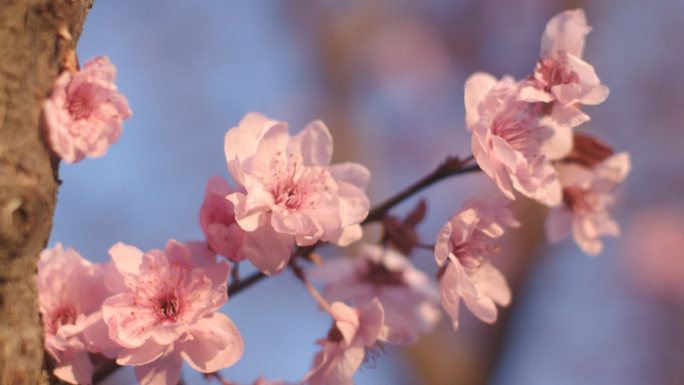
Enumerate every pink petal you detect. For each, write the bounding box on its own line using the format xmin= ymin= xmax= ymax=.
xmin=53 ymin=350 xmax=93 ymax=385
xmin=109 ymin=242 xmax=144 ymax=276
xmin=179 ymin=313 xmax=244 ymax=372
xmin=474 ymin=264 xmax=511 ymax=306
xmin=464 ymin=72 xmax=498 ymax=129
xmin=328 ymin=162 xmax=371 ymax=189
xmin=541 ymin=9 xmax=591 ymax=58
xmin=462 ymin=294 xmax=498 ymax=324
xmin=241 ymin=224 xmax=294 ymax=275
xmin=439 ymin=263 xmax=461 ymax=330
xmin=434 ymin=221 xmax=453 ymax=265
xmin=134 ymin=350 xmax=183 ymax=385
xmin=117 ymin=341 xmax=167 ymax=366
xmin=517 ymin=85 xmax=554 ymax=103
xmin=539 ymin=119 xmax=573 ymax=161
xmin=331 ymin=302 xmax=361 ymax=346
xmin=357 ymin=298 xmax=384 ymax=346
xmin=291 ymin=120 xmax=333 ymax=167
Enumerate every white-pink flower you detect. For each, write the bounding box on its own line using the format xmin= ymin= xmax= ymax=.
xmin=308 ymin=244 xmax=440 ymax=346
xmin=224 ymin=113 xmax=371 ymax=275
xmin=546 ymin=152 xmax=630 ymax=256
xmin=435 ymin=198 xmax=519 ymax=329
xmin=91 ymin=240 xmax=243 ymax=385
xmin=302 ymin=299 xmax=384 ymax=385
xmin=44 ymin=56 xmax=132 ymax=163
xmin=465 ymin=73 xmax=569 ymax=206
xmin=38 ymin=243 xmax=108 ymax=385
xmin=199 ymin=175 xmax=246 ymax=262
xmin=519 ymin=9 xmax=609 ymax=127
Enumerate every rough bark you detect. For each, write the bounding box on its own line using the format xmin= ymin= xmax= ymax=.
xmin=0 ymin=0 xmax=93 ymax=384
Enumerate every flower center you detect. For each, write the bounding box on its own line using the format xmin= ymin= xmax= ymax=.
xmin=49 ymin=305 xmax=78 ymax=333
xmin=490 ymin=110 xmax=543 ymax=162
xmin=451 ymin=233 xmax=499 ymax=275
xmin=67 ymin=91 xmax=93 ymax=119
xmin=562 ymin=186 xmax=596 ymax=213
xmin=532 ymin=54 xmax=580 ymax=93
xmin=156 ymin=293 xmax=181 ymax=320
xmin=274 ymin=181 xmax=305 ymax=210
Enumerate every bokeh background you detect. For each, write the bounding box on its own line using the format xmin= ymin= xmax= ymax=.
xmin=50 ymin=0 xmax=684 ymax=384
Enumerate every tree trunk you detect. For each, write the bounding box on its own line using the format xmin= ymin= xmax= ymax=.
xmin=0 ymin=0 xmax=93 ymax=383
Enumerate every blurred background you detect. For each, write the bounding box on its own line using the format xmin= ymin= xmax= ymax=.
xmin=51 ymin=0 xmax=684 ymax=384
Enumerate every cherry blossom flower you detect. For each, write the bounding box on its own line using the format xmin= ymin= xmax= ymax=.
xmin=302 ymin=299 xmax=384 ymax=385
xmin=44 ymin=56 xmax=132 ymax=163
xmin=308 ymin=244 xmax=440 ymax=345
xmin=519 ymin=9 xmax=609 ymax=127
xmin=546 ymin=152 xmax=631 ymax=255
xmin=38 ymin=243 xmax=108 ymax=385
xmin=90 ymin=240 xmax=243 ymax=385
xmin=224 ymin=113 xmax=370 ymax=275
xmin=199 ymin=175 xmax=246 ymax=262
xmin=435 ymin=198 xmax=520 ymax=329
xmin=465 ymin=73 xmax=569 ymax=205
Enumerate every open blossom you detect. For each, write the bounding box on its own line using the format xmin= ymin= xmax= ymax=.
xmin=435 ymin=198 xmax=519 ymax=329
xmin=308 ymin=244 xmax=440 ymax=346
xmin=199 ymin=175 xmax=246 ymax=262
xmin=302 ymin=299 xmax=384 ymax=385
xmin=38 ymin=243 xmax=108 ymax=385
xmin=519 ymin=9 xmax=609 ymax=127
xmin=546 ymin=152 xmax=630 ymax=256
xmin=465 ymin=73 xmax=570 ymax=206
xmin=88 ymin=240 xmax=243 ymax=385
xmin=224 ymin=113 xmax=370 ymax=275
xmin=44 ymin=56 xmax=132 ymax=163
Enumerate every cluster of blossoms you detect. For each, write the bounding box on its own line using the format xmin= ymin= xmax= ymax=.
xmin=464 ymin=9 xmax=630 ymax=255
xmin=39 ymin=241 xmax=243 ymax=385
xmin=39 ymin=8 xmax=629 ymax=385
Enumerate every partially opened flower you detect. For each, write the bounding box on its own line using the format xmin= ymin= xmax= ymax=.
xmin=90 ymin=240 xmax=242 ymax=385
xmin=308 ymin=244 xmax=440 ymax=346
xmin=302 ymin=299 xmax=384 ymax=385
xmin=435 ymin=198 xmax=519 ymax=329
xmin=546 ymin=152 xmax=630 ymax=255
xmin=224 ymin=113 xmax=371 ymax=275
xmin=465 ymin=73 xmax=569 ymax=205
xmin=199 ymin=175 xmax=246 ymax=262
xmin=519 ymin=9 xmax=609 ymax=127
xmin=44 ymin=56 xmax=132 ymax=163
xmin=38 ymin=243 xmax=108 ymax=385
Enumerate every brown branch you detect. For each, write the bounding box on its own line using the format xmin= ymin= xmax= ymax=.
xmin=0 ymin=1 xmax=94 ymax=384
xmin=362 ymin=155 xmax=479 ymax=224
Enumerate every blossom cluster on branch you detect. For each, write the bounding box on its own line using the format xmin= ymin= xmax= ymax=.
xmin=39 ymin=8 xmax=629 ymax=385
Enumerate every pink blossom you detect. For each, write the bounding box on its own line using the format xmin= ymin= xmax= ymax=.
xmin=519 ymin=9 xmax=609 ymax=127
xmin=91 ymin=240 xmax=243 ymax=385
xmin=435 ymin=198 xmax=519 ymax=329
xmin=308 ymin=244 xmax=440 ymax=345
xmin=38 ymin=243 xmax=108 ymax=384
xmin=465 ymin=73 xmax=569 ymax=205
xmin=44 ymin=57 xmax=132 ymax=163
xmin=546 ymin=152 xmax=630 ymax=255
xmin=302 ymin=299 xmax=384 ymax=385
xmin=199 ymin=175 xmax=246 ymax=262
xmin=224 ymin=113 xmax=370 ymax=275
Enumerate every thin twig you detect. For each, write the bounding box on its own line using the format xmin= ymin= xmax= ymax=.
xmin=362 ymin=156 xmax=480 ymax=224
xmin=290 ymin=260 xmax=333 ymax=314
